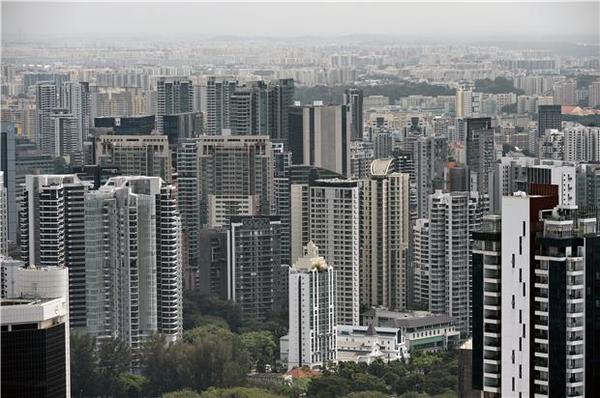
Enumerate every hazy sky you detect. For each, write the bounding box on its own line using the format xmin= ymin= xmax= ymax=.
xmin=2 ymin=2 xmax=599 ymax=43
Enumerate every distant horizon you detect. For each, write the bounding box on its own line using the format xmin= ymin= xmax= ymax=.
xmin=2 ymin=2 xmax=598 ymax=44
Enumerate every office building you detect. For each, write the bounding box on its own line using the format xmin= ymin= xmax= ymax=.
xmin=538 ymin=105 xmax=562 ymax=137
xmin=85 ymin=176 xmax=183 ymax=360
xmin=288 ymin=241 xmax=336 ymax=370
xmin=344 ymin=88 xmax=364 ymax=140
xmin=361 ymin=159 xmax=410 ymax=310
xmin=19 ymin=175 xmax=90 ymax=328
xmin=94 ymin=115 xmax=155 ymax=135
xmin=156 ymin=77 xmax=193 ymax=133
xmin=95 ymin=135 xmax=172 ymax=183
xmin=413 ymin=190 xmax=486 ymax=337
xmin=288 ymin=103 xmax=351 ymax=177
xmin=177 ymin=135 xmax=273 ymax=283
xmin=227 ymin=216 xmax=281 ymax=322
xmin=36 ymin=82 xmax=58 ymax=155
xmin=1 ymin=266 xmax=70 ymax=398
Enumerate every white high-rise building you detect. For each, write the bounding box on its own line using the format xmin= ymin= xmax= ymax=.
xmin=85 ymin=176 xmax=183 ymax=359
xmin=36 ymin=82 xmax=58 ymax=154
xmin=563 ymin=124 xmax=600 ymax=162
xmin=361 ymin=159 xmax=410 ymax=310
xmin=413 ymin=190 xmax=486 ymax=337
xmin=288 ymin=241 xmax=336 ymax=370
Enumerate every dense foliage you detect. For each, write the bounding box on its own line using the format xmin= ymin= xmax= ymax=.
xmin=294 ymin=82 xmax=455 ymax=105
xmin=307 ymin=351 xmax=458 ymax=398
xmin=475 ymin=77 xmax=524 ymax=95
xmin=71 ymin=294 xmax=459 ymax=397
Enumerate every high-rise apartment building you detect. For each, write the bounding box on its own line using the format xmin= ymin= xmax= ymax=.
xmin=156 ymin=77 xmax=193 ymax=133
xmin=361 ymin=159 xmax=410 ymax=310
xmin=473 ymin=192 xmax=600 ymax=398
xmin=577 ymin=163 xmax=600 ymax=230
xmin=291 ymin=178 xmax=360 ymax=326
xmin=288 ymin=241 xmax=336 ymax=370
xmin=466 ymin=124 xmax=497 ymax=195
xmin=589 ymin=81 xmax=600 ymax=107
xmin=61 ymin=81 xmax=90 ymax=145
xmin=344 ymin=88 xmax=364 ymax=140
xmin=95 ymin=135 xmax=172 ymax=183
xmin=85 ymin=176 xmax=183 ymax=360
xmin=0 ymin=123 xmax=17 ymax=241
xmin=19 ymin=174 xmax=90 ymax=328
xmin=36 ymin=82 xmax=58 ymax=154
xmin=538 ymin=105 xmax=562 ymax=137
xmin=50 ymin=108 xmax=80 ymax=159
xmin=413 ymin=190 xmax=486 ymax=336
xmin=205 ymin=77 xmax=237 ymax=135
xmin=230 ymin=81 xmax=269 ymax=136
xmin=268 ymin=78 xmax=294 ymax=142
xmin=288 ymin=103 xmax=351 ymax=177
xmin=177 ymin=135 xmax=273 ymax=285
xmin=413 ymin=135 xmax=448 ymax=219
xmin=563 ymin=124 xmax=600 ymax=162
xmin=552 ymin=80 xmax=577 ymax=105
xmin=0 ymin=172 xmax=7 ymax=256
xmin=227 ymin=216 xmax=281 ymax=322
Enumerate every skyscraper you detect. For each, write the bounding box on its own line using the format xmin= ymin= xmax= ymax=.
xmin=227 ymin=216 xmax=281 ymax=322
xmin=413 ymin=135 xmax=448 ymax=219
xmin=230 ymin=81 xmax=269 ymax=135
xmin=291 ymin=178 xmax=360 ymax=326
xmin=288 ymin=241 xmax=336 ymax=370
xmin=177 ymin=135 xmax=274 ymax=287
xmin=288 ymin=103 xmax=352 ymax=177
xmin=466 ymin=125 xmax=497 ymax=195
xmin=0 ymin=172 xmax=7 ymax=256
xmin=268 ymin=78 xmax=295 ymax=142
xmin=413 ymin=190 xmax=486 ymax=337
xmin=62 ymin=81 xmax=90 ymax=146
xmin=0 ymin=122 xmax=16 ymax=241
xmin=472 ymin=191 xmax=600 ymax=397
xmin=361 ymin=159 xmax=410 ymax=310
xmin=85 ymin=176 xmax=183 ymax=359
xmin=206 ymin=77 xmax=237 ymax=135
xmin=95 ymin=135 xmax=173 ymax=183
xmin=538 ymin=105 xmax=562 ymax=137
xmin=344 ymin=88 xmax=364 ymax=141
xmin=36 ymin=82 xmax=58 ymax=155
xmin=156 ymin=77 xmax=193 ymax=134
xmin=19 ymin=174 xmax=90 ymax=328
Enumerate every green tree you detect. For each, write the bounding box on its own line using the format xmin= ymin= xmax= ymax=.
xmin=344 ymin=392 xmax=389 ymax=398
xmin=162 ymin=389 xmax=202 ymax=398
xmin=70 ymin=333 xmax=99 ymax=397
xmin=306 ymin=376 xmax=352 ymax=398
xmin=116 ymin=373 xmax=149 ymax=397
xmin=240 ymin=331 xmax=277 ymax=372
xmin=53 ymin=156 xmax=70 ymax=174
xmin=96 ymin=337 xmax=132 ymax=396
xmin=350 ymin=373 xmax=388 ymax=393
xmin=199 ymin=387 xmax=284 ymax=398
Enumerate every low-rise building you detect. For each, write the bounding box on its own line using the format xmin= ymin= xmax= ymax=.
xmin=336 ymin=324 xmax=408 ymax=364
xmin=362 ymin=308 xmax=460 ymax=352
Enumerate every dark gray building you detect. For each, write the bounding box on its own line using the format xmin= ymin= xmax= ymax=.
xmin=538 ymin=104 xmax=562 ymax=137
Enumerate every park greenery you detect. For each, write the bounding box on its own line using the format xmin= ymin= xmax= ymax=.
xmin=71 ymin=293 xmax=459 ymax=397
